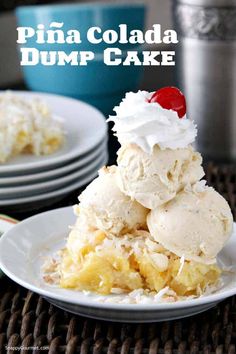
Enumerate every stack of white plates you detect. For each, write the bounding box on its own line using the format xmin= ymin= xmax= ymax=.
xmin=0 ymin=92 xmax=108 ymax=212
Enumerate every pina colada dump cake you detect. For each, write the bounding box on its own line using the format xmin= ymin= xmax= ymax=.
xmin=43 ymin=87 xmax=233 ymax=303
xmin=0 ymin=91 xmax=64 ymax=163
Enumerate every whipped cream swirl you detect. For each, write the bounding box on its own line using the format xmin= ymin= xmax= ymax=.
xmin=108 ymin=91 xmax=197 ymax=153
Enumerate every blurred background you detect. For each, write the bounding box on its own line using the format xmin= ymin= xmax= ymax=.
xmin=0 ymin=0 xmax=236 ymax=162
xmin=0 ymin=0 xmax=173 ymax=90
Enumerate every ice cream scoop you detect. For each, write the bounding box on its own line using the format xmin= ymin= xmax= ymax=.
xmin=77 ymin=166 xmax=148 ymax=235
xmin=147 ymin=182 xmax=233 ymax=264
xmin=117 ymin=144 xmax=204 ymax=209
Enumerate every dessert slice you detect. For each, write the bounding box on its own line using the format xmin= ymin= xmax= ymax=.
xmin=45 ymin=87 xmax=233 ymax=302
xmin=0 ymin=91 xmax=64 ymax=162
xmin=58 ymin=179 xmax=227 ymax=298
xmin=59 ymin=226 xmax=221 ymax=297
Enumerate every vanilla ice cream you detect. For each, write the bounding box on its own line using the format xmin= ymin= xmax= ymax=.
xmin=147 ymin=181 xmax=233 ymax=263
xmin=45 ymin=88 xmax=232 ymax=300
xmin=77 ymin=166 xmax=148 ymax=235
xmin=117 ymin=144 xmax=204 ymax=209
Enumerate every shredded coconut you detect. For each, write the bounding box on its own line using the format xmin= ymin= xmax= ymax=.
xmin=0 ymin=91 xmax=64 ymax=162
xmin=177 ymin=255 xmax=185 ymax=277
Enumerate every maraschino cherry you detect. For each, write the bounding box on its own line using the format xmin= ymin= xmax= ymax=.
xmin=149 ymin=86 xmax=186 ymax=118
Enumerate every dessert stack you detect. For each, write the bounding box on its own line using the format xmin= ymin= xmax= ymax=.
xmin=57 ymin=87 xmax=233 ymax=301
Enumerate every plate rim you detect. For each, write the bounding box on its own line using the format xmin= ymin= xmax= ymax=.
xmin=0 ymin=154 xmax=108 ymax=205
xmin=0 ymin=206 xmax=235 ymax=311
xmin=0 ymin=139 xmax=107 ymax=184
xmin=0 ymin=150 xmax=107 ymax=196
xmin=0 ymin=91 xmax=107 ymax=173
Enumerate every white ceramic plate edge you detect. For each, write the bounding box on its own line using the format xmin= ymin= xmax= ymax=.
xmin=0 ymin=153 xmax=108 ymax=206
xmin=0 ymin=149 xmax=107 ymax=197
xmin=0 ymin=91 xmax=107 ymax=173
xmin=0 ymin=139 xmax=107 ymax=185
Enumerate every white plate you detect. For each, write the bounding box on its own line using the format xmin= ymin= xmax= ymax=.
xmin=0 ymin=206 xmax=235 ymax=323
xmin=0 ymin=139 xmax=107 ymax=185
xmin=0 ymin=150 xmax=107 ymax=199
xmin=0 ymin=154 xmax=108 ymax=211
xmin=0 ymin=91 xmax=107 ymax=175
xmin=0 ymin=215 xmax=18 ymax=278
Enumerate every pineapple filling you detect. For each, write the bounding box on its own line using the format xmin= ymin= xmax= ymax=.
xmin=58 ymin=230 xmax=221 ymax=296
xmin=0 ymin=92 xmax=64 ymax=162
